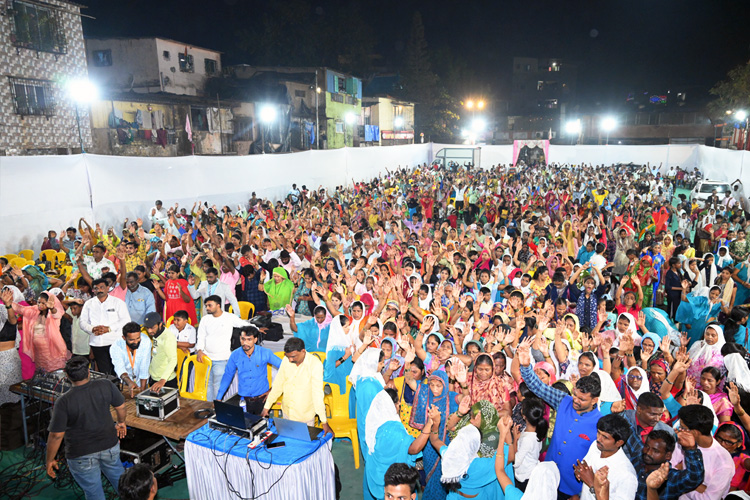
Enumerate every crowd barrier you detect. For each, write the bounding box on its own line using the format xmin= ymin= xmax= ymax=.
xmin=2 ymin=143 xmax=750 ymax=254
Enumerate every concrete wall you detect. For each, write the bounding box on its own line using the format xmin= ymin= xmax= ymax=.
xmin=155 ymin=39 xmax=221 ymax=96
xmin=0 ymin=0 xmax=91 ymax=154
xmin=86 ymin=38 xmax=160 ymax=93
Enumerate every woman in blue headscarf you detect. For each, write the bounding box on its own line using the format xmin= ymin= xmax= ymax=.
xmin=409 ymin=370 xmax=460 ymax=500
xmin=350 ymin=347 xmax=385 ymax=457
xmin=380 ymin=337 xmax=404 ymax=380
xmin=289 ymin=305 xmax=331 ymax=352
xmin=363 ymin=388 xmax=432 ymax=500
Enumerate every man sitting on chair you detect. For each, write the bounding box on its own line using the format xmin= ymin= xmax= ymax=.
xmin=261 ymin=337 xmax=332 ymax=436
xmin=216 ymin=325 xmax=281 ymax=414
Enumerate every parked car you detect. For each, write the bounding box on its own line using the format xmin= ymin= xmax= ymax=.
xmin=690 ymin=179 xmax=732 ymax=205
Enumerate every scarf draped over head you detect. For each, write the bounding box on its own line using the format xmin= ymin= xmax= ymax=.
xmin=725 ymin=352 xmax=750 ymax=393
xmin=623 ymin=366 xmax=649 ymax=410
xmin=520 ymin=462 xmax=560 ymax=500
xmin=22 ymin=265 xmax=49 ymax=296
xmin=410 ymin=370 xmax=451 ymax=431
xmin=265 ymin=267 xmax=294 ymax=310
xmin=364 ymin=390 xmax=401 ymax=452
xmin=647 ymin=357 xmax=671 ymax=393
xmin=440 ymin=425 xmax=480 ymax=484
xmin=687 ymin=324 xmax=726 ymax=364
xmin=449 ymin=399 xmax=500 ymax=458
xmin=348 ymin=347 xmax=384 ymax=388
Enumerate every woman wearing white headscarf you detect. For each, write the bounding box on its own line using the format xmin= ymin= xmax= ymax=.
xmin=431 ymin=414 xmax=508 ymax=500
xmin=323 ymin=315 xmax=354 ymax=395
xmin=363 ymin=389 xmax=430 ymax=500
xmin=686 ymin=323 xmax=726 ymax=384
xmin=724 ymin=352 xmax=750 ymax=393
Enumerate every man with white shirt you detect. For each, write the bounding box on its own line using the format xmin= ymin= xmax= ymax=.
xmin=574 ymin=413 xmax=637 ymax=500
xmin=196 ymin=295 xmax=249 ymax=401
xmin=79 ymin=278 xmax=131 ymax=375
xmin=82 ymin=244 xmax=115 ymax=281
xmin=149 ymin=200 xmax=169 ymax=227
xmin=187 ymin=267 xmax=240 ymax=317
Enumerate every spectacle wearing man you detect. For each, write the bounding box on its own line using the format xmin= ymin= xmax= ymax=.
xmin=261 ymin=337 xmax=331 ymax=436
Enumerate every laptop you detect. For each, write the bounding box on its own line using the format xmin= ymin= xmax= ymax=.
xmin=213 ymin=400 xmax=262 ymax=430
xmin=273 ymin=417 xmax=323 ymax=442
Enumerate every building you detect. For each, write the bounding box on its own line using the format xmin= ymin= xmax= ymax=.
xmin=361 ymin=97 xmax=415 ymax=146
xmin=502 ymin=57 xmax=577 ymax=143
xmin=85 ymin=37 xmax=240 ymax=156
xmin=226 ymin=66 xmax=362 ymax=150
xmin=0 ymin=0 xmax=91 ymax=155
xmin=85 ymin=37 xmax=222 ymax=96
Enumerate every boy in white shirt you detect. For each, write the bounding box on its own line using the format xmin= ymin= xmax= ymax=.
xmin=168 ymin=310 xmax=196 ymax=355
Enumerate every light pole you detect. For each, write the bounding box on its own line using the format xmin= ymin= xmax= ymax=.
xmin=565 ymin=119 xmax=582 ymax=145
xmin=345 ymin=112 xmax=356 ymax=147
xmin=737 ymin=110 xmax=748 ymax=150
xmin=601 ymin=117 xmax=616 ymax=145
xmin=68 ymin=78 xmax=98 ymax=153
xmin=315 ymin=86 xmax=321 ymax=149
xmin=259 ymin=105 xmax=277 ymax=154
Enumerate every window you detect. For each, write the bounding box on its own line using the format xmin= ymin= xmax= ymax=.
xmin=178 ymin=53 xmax=194 ymax=72
xmin=337 ymin=77 xmax=346 ymax=93
xmin=335 ymin=121 xmax=344 ymax=134
xmin=537 ymin=81 xmax=544 ymax=91
xmin=190 ymin=107 xmax=209 ymax=131
xmin=9 ymin=77 xmax=55 ymax=117
xmin=331 ymin=93 xmax=344 ymax=103
xmin=92 ymin=49 xmax=112 ymax=67
xmin=294 ymin=90 xmax=306 ymax=98
xmin=162 ymin=50 xmax=171 ymax=60
xmin=10 ymin=0 xmax=66 ymax=54
xmin=525 ymin=64 xmax=531 ymax=71
xmin=204 ymin=58 xmax=217 ymax=75
xmin=346 ymin=95 xmax=357 ymax=105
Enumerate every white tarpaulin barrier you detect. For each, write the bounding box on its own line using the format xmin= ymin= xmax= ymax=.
xmin=2 ymin=143 xmax=750 ymax=255
xmin=0 ymin=144 xmax=431 ymax=254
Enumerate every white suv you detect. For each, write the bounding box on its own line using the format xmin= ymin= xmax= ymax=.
xmin=691 ymin=179 xmax=732 ymax=205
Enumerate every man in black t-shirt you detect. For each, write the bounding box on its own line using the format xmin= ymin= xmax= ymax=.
xmin=47 ymin=356 xmax=127 ymax=500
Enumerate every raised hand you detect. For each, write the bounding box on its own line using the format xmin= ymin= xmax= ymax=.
xmin=285 ymin=304 xmax=295 ymax=317
xmin=676 ymin=428 xmax=696 ymax=449
xmin=610 ymin=399 xmax=626 ymax=413
xmin=428 ymin=404 xmax=441 ymax=423
xmin=0 ymin=288 xmax=13 ymax=306
xmin=728 ymin=382 xmax=742 ymax=408
xmin=646 ymin=462 xmax=670 ymax=489
xmin=659 ymin=336 xmax=671 ymax=353
xmin=594 ymin=466 xmax=610 ymax=497
xmin=458 ymin=395 xmax=471 ymax=416
xmin=454 ymin=361 xmax=468 ymax=384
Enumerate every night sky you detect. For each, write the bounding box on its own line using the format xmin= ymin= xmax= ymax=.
xmin=80 ymin=0 xmax=750 ymax=106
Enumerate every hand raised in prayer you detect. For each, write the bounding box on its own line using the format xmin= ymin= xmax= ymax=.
xmin=646 ymin=462 xmax=669 ymax=490
xmin=676 ymin=428 xmax=697 ymax=450
xmin=454 ymin=361 xmax=468 ymax=384
xmin=388 ymin=358 xmax=400 ymax=372
xmin=594 ymin=466 xmax=610 ymax=497
xmin=420 ymin=316 xmax=435 ymax=334
xmin=1 ymin=288 xmax=13 ymax=306
xmin=285 ymin=304 xmax=295 ymax=318
xmin=496 ymin=415 xmax=512 ymax=439
xmin=659 ymin=336 xmax=671 ymax=353
xmin=574 ymin=460 xmax=595 ymax=487
xmin=569 ymin=373 xmax=580 ymax=385
xmin=428 ymin=405 xmax=441 ymax=423
xmin=680 ymin=331 xmax=689 ymax=347
xmin=728 ymin=382 xmax=742 ymax=408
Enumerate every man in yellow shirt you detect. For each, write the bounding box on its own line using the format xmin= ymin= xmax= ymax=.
xmin=261 ymin=338 xmax=332 ymax=435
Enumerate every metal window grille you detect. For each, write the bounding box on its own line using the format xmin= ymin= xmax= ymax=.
xmin=9 ymin=0 xmax=67 ymax=54
xmin=8 ymin=77 xmax=56 ymax=117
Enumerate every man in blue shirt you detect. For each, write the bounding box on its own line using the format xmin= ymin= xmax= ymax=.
xmin=518 ymin=341 xmax=601 ymax=499
xmin=217 ymin=325 xmax=281 ymax=415
xmin=110 ymin=322 xmax=151 ymax=397
xmin=124 ymin=272 xmax=156 ymax=325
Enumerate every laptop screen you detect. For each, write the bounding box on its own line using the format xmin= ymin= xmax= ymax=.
xmin=213 ymin=401 xmax=262 ymax=429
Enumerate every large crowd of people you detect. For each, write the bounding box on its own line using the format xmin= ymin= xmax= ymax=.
xmin=3 ymin=160 xmax=750 ymax=500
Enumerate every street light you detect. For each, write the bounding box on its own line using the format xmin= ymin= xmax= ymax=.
xmin=476 ymin=100 xmax=485 ymax=110
xmin=68 ymin=78 xmax=98 ymax=153
xmin=472 ymin=118 xmax=486 ymax=133
xmin=737 ymin=110 xmax=747 ymax=121
xmin=345 ymin=112 xmax=356 ymax=147
xmin=259 ymin=105 xmax=277 ymax=154
xmin=601 ymin=116 xmax=616 ymax=145
xmin=465 ymin=100 xmax=474 ymax=110
xmin=565 ymin=119 xmax=582 ymax=144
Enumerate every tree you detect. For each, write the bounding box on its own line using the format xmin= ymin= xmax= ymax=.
xmin=708 ymin=60 xmax=750 ymax=119
xmin=400 ymin=12 xmax=457 ymax=143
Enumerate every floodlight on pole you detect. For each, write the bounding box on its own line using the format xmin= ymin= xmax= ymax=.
xmin=471 ymin=118 xmax=486 ymax=133
xmin=465 ymin=100 xmax=474 ymax=110
xmin=259 ymin=105 xmax=276 ymax=154
xmin=394 ymin=117 xmax=404 ymax=129
xmin=477 ymin=100 xmax=485 ymax=110
xmin=601 ymin=116 xmax=616 ymax=145
xmin=67 ymin=78 xmax=98 ymax=154
xmin=737 ymin=110 xmax=748 ymax=121
xmin=565 ymin=119 xmax=581 ymax=135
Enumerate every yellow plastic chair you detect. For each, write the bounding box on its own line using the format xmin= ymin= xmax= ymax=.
xmin=10 ymin=257 xmax=27 ymax=268
xmin=265 ymin=352 xmax=287 ymax=416
xmin=324 ymin=380 xmax=360 ymax=469
xmin=179 ymin=354 xmax=212 ymax=401
xmin=25 ymin=260 xmax=35 ymax=267
xmin=3 ymin=254 xmax=18 ymax=262
xmin=40 ymin=249 xmax=58 ymax=266
xmin=59 ymin=265 xmax=73 ymax=281
xmin=236 ymin=301 xmax=255 ymax=319
xmin=165 ymin=315 xmax=193 ymax=328
xmin=18 ymin=249 xmax=34 ymax=261
xmin=56 ymin=251 xmax=67 ymax=265
xmin=313 ymin=352 xmax=327 ymax=363
xmin=176 ymin=348 xmax=188 ymax=385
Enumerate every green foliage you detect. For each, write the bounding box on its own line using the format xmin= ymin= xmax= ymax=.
xmin=708 ymin=60 xmax=750 ymax=119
